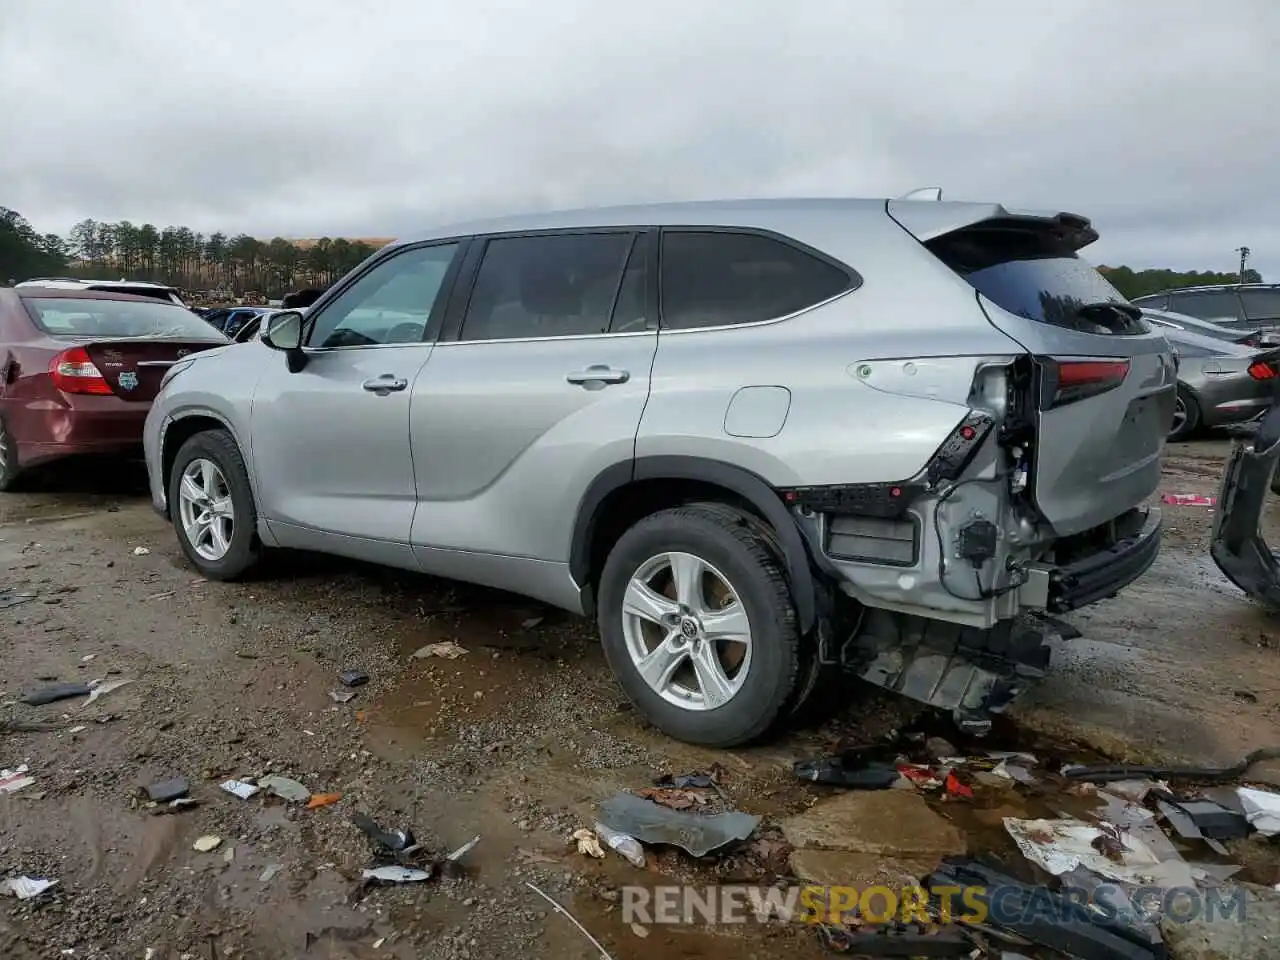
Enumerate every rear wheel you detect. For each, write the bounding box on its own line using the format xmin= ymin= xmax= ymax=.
xmin=1169 ymin=386 xmax=1200 ymax=441
xmin=0 ymin=418 xmax=23 ymax=492
xmin=597 ymin=504 xmax=800 ymax=747
xmin=168 ymin=429 xmax=261 ymax=579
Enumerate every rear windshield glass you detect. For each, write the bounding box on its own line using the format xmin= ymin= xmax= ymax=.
xmin=87 ymin=285 xmax=181 ymax=304
xmin=22 ymin=298 xmax=228 ymax=341
xmin=927 ymin=222 xmax=1144 ymax=335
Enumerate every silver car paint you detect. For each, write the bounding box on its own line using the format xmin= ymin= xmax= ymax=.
xmin=145 ymin=197 xmax=1171 ymax=630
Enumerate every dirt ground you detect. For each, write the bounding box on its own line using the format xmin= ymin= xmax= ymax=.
xmin=3 ymin=438 xmax=1280 ymax=959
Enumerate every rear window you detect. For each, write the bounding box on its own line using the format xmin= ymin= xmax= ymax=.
xmin=22 ymin=298 xmax=228 ymax=341
xmin=927 ymin=222 xmax=1145 ymax=335
xmin=1166 ymin=290 xmax=1243 ymax=323
xmin=1241 ymin=289 xmax=1280 ymax=321
xmin=87 ymin=285 xmax=182 ymax=305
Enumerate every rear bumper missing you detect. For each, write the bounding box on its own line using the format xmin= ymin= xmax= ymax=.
xmin=1043 ymin=508 xmax=1162 ymax=613
xmin=1211 ymin=403 xmax=1280 ymax=605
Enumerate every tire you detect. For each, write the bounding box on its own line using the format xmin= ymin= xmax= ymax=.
xmin=1169 ymin=385 xmax=1200 ymax=441
xmin=0 ymin=417 xmax=22 ymax=492
xmin=597 ymin=503 xmax=800 ymax=747
xmin=167 ymin=429 xmax=261 ymax=579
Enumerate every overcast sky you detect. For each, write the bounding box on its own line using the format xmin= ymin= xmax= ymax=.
xmin=2 ymin=0 xmax=1277 ymax=276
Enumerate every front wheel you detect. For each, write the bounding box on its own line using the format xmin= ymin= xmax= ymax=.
xmin=597 ymin=504 xmax=800 ymax=747
xmin=168 ymin=429 xmax=261 ymax=579
xmin=1169 ymin=386 xmax=1200 ymax=441
xmin=0 ymin=417 xmax=22 ymax=492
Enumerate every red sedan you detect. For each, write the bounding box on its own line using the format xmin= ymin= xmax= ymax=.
xmin=0 ymin=286 xmax=228 ymax=490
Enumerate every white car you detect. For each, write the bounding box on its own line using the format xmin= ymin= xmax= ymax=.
xmin=15 ymin=278 xmax=187 ymax=307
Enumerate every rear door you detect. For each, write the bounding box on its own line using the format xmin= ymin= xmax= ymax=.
xmin=891 ymin=206 xmax=1176 ymax=536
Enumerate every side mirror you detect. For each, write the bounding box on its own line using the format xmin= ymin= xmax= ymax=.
xmin=262 ymin=311 xmax=304 ymax=351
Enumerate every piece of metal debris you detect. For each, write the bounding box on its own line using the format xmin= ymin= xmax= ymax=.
xmin=0 ymin=765 xmax=35 ymax=794
xmin=84 ymin=678 xmax=133 ymax=705
xmin=598 ymin=793 xmax=759 ymax=858
xmin=0 ymin=590 xmax=38 ymax=610
xmin=259 ymin=775 xmax=311 ymax=803
xmin=146 ymin=777 xmax=190 ymax=803
xmin=362 ymin=865 xmax=432 ymax=884
xmin=525 ymin=882 xmax=614 ymax=960
xmin=22 ymin=682 xmax=91 ymax=706
xmin=351 ymin=812 xmax=415 ymax=852
xmin=2 ymin=876 xmax=58 ymax=900
xmin=330 ymin=689 xmax=357 ymax=703
xmin=411 ymin=641 xmax=467 ymax=660
xmin=220 ymin=779 xmax=261 ymax=800
xmin=447 ymin=835 xmax=481 ymax=862
xmin=259 ymin=864 xmax=283 ymax=883
xmin=339 ymin=669 xmax=369 ymax=687
xmin=193 ymin=835 xmax=223 ymax=852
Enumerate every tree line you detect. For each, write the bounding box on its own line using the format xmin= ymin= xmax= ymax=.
xmin=1 ymin=204 xmax=1267 ymax=302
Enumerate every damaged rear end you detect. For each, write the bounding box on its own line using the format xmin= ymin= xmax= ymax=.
xmin=806 ymin=200 xmax=1176 ymax=727
xmin=1210 ymin=402 xmax=1280 ymax=605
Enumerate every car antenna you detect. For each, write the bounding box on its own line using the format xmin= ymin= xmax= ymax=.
xmin=898 ymin=187 xmax=943 ymax=201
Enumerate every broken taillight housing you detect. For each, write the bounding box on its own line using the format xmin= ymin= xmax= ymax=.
xmin=1248 ymin=359 xmax=1277 ymax=381
xmin=49 ymin=347 xmax=112 ymax=395
xmin=1039 ymin=359 xmax=1129 ymax=409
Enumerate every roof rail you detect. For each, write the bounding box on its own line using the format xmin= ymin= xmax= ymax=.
xmin=898 ymin=187 xmax=943 ymax=201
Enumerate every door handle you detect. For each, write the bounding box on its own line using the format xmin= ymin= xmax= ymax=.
xmin=566 ymin=365 xmax=630 ymax=386
xmin=362 ymin=375 xmax=408 ymax=395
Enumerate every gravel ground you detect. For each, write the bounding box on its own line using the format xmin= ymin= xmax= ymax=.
xmin=2 ymin=439 xmax=1280 ymax=959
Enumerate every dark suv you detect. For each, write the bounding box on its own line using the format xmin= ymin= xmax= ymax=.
xmin=1132 ymin=284 xmax=1280 ymax=333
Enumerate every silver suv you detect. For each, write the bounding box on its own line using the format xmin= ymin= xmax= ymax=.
xmin=143 ymin=197 xmax=1175 ymax=746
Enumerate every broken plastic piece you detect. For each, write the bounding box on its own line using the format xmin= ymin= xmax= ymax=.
xmin=146 ymin=777 xmax=189 ymax=803
xmin=0 ymin=765 xmax=35 ymax=794
xmin=793 ymin=756 xmax=902 ymax=789
xmin=307 ymin=792 xmax=342 ymax=809
xmin=943 ymin=771 xmax=973 ymax=799
xmin=1004 ymin=817 xmax=1190 ymax=886
xmin=259 ymin=864 xmax=283 ymax=882
xmin=362 ymin=865 xmax=432 ymax=884
xmin=329 ymin=689 xmax=356 ymax=703
xmin=1238 ymin=786 xmax=1280 ymax=836
xmin=1160 ymin=493 xmax=1215 ymax=506
xmin=22 ymin=682 xmax=91 ymax=706
xmin=1166 ymin=798 xmax=1249 ymax=840
xmin=133 ymin=546 xmax=150 ymax=555
xmin=85 ymin=678 xmax=133 ymax=705
xmin=259 ymin=775 xmax=311 ymax=803
xmin=598 ymin=793 xmax=758 ymax=858
xmin=220 ymin=779 xmax=260 ymax=800
xmin=193 ymin=835 xmax=222 ymax=852
xmin=411 ymin=641 xmax=468 ymax=660
xmin=594 ymin=822 xmax=646 ymax=868
xmin=339 ymin=669 xmax=369 ymax=687
xmin=2 ymin=876 xmax=58 ymax=900
xmin=447 ymin=835 xmax=480 ymax=862
xmin=654 ymin=771 xmax=717 ymax=789
xmin=351 ymin=812 xmax=415 ymax=852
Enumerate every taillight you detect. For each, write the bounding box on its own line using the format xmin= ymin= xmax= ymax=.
xmin=1039 ymin=359 xmax=1129 ymax=409
xmin=1248 ymin=360 xmax=1277 ymax=381
xmin=49 ymin=347 xmax=112 ymax=395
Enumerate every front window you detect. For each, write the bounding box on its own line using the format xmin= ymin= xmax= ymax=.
xmin=22 ymin=297 xmax=228 ymax=341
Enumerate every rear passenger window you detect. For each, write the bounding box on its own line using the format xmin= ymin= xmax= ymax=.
xmin=459 ymin=233 xmax=635 ymax=341
xmin=1240 ymin=290 xmax=1280 ymax=321
xmin=660 ymin=231 xmax=852 ymax=330
xmin=1168 ymin=291 xmax=1243 ymax=323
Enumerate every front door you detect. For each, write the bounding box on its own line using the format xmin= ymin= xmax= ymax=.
xmin=408 ymin=230 xmax=657 ymax=574
xmin=250 ymin=241 xmax=462 ymax=561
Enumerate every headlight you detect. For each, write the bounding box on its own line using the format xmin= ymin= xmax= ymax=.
xmin=160 ymin=359 xmax=196 ymax=391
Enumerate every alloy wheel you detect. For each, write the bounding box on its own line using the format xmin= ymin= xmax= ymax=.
xmin=177 ymin=458 xmax=235 ymax=561
xmin=1171 ymin=396 xmax=1188 ymax=437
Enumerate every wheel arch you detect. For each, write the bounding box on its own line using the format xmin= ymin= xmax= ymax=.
xmin=571 ymin=455 xmax=818 ymax=633
xmin=160 ymin=410 xmax=246 ymax=508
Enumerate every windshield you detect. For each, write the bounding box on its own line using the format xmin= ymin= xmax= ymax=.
xmin=22 ymin=298 xmax=228 ymax=341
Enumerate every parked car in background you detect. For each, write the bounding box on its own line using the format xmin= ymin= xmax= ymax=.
xmin=1132 ymin=284 xmax=1280 ymax=337
xmin=145 ymin=196 xmax=1174 ymax=747
xmin=15 ymin=278 xmax=188 ymax=307
xmin=230 ymin=309 xmax=285 ymax=343
xmin=1140 ymin=307 xmax=1264 ymax=346
xmin=0 ymin=287 xmax=228 ymax=490
xmin=1159 ymin=324 xmax=1280 ymax=439
xmin=201 ymin=306 xmax=274 ymax=338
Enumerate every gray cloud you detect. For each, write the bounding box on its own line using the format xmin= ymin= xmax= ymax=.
xmin=2 ymin=0 xmax=1277 ymax=276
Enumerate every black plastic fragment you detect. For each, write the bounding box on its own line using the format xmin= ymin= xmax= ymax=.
xmin=793 ymin=757 xmax=901 ymax=789
xmin=927 ymin=858 xmax=1165 ymax=960
xmin=146 ymin=777 xmax=190 ymax=803
xmin=339 ymin=670 xmax=369 ymax=687
xmin=22 ymin=682 xmax=92 ymax=706
xmin=1168 ymin=799 xmax=1250 ymax=840
xmin=351 ymin=812 xmax=414 ymax=852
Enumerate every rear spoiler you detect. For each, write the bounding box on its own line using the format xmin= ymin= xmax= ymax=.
xmin=886 ymin=200 xmax=1099 ymax=250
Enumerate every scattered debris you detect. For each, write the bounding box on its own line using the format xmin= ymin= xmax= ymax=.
xmin=0 ymin=590 xmax=38 ymax=610
xmin=599 ymin=793 xmax=759 ymax=858
xmin=258 ymin=864 xmax=283 ymax=883
xmin=351 ymin=813 xmax=415 ymax=853
xmin=411 ymin=641 xmax=467 ymax=660
xmin=793 ymin=755 xmax=902 ymax=789
xmin=84 ymin=678 xmax=133 ymax=705
xmin=362 ymin=865 xmax=432 ymax=884
xmin=329 ymin=689 xmax=357 ymax=703
xmin=1004 ymin=817 xmax=1190 ymax=885
xmin=447 ymin=835 xmax=480 ymax=862
xmin=220 ymin=779 xmax=260 ymax=800
xmin=145 ymin=777 xmax=190 ymax=803
xmin=223 ymin=846 xmax=236 ymax=863
xmin=634 ymin=786 xmax=712 ymax=810
xmin=1161 ymin=492 xmax=1216 ymax=506
xmin=339 ymin=669 xmax=369 ymax=687
xmin=132 ymin=546 xmax=151 ymax=556
xmin=1162 ymin=797 xmax=1250 ymax=841
xmin=193 ymin=835 xmax=223 ymax=852
xmin=155 ymin=797 xmax=198 ymax=815
xmin=21 ymin=682 xmax=91 ymax=706
xmin=2 ymin=876 xmax=58 ymax=900
xmin=234 ymin=650 xmax=258 ymax=659
xmin=0 ymin=719 xmax=64 ymax=733
xmin=525 ymin=882 xmax=614 ymax=960
xmin=1062 ymin=744 xmax=1280 ymax=783
xmin=0 ymin=765 xmax=35 ymax=794
xmin=1239 ymin=786 xmax=1280 ymax=836
xmin=307 ymin=792 xmax=342 ymax=809
xmin=144 ymin=591 xmax=175 ymax=601
xmin=654 ymin=769 xmax=721 ymax=789
xmin=573 ymin=828 xmax=606 ymax=859
xmin=817 ymin=921 xmax=973 ymax=956
xmin=594 ymin=821 xmax=646 ymax=867
xmin=259 ymin=775 xmax=311 ymax=803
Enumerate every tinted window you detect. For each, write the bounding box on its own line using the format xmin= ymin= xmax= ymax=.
xmin=927 ymin=224 xmax=1142 ymax=335
xmin=309 ymin=243 xmax=459 ymax=348
xmin=1240 ymin=289 xmax=1280 ymax=321
xmin=1132 ymin=294 xmax=1167 ymax=311
xmin=22 ymin=297 xmax=227 ymax=341
xmin=610 ymin=236 xmax=648 ymax=333
xmin=660 ymin=231 xmax=851 ymax=330
xmin=457 ymin=233 xmax=634 ymax=341
xmin=1166 ymin=290 xmax=1243 ymax=322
